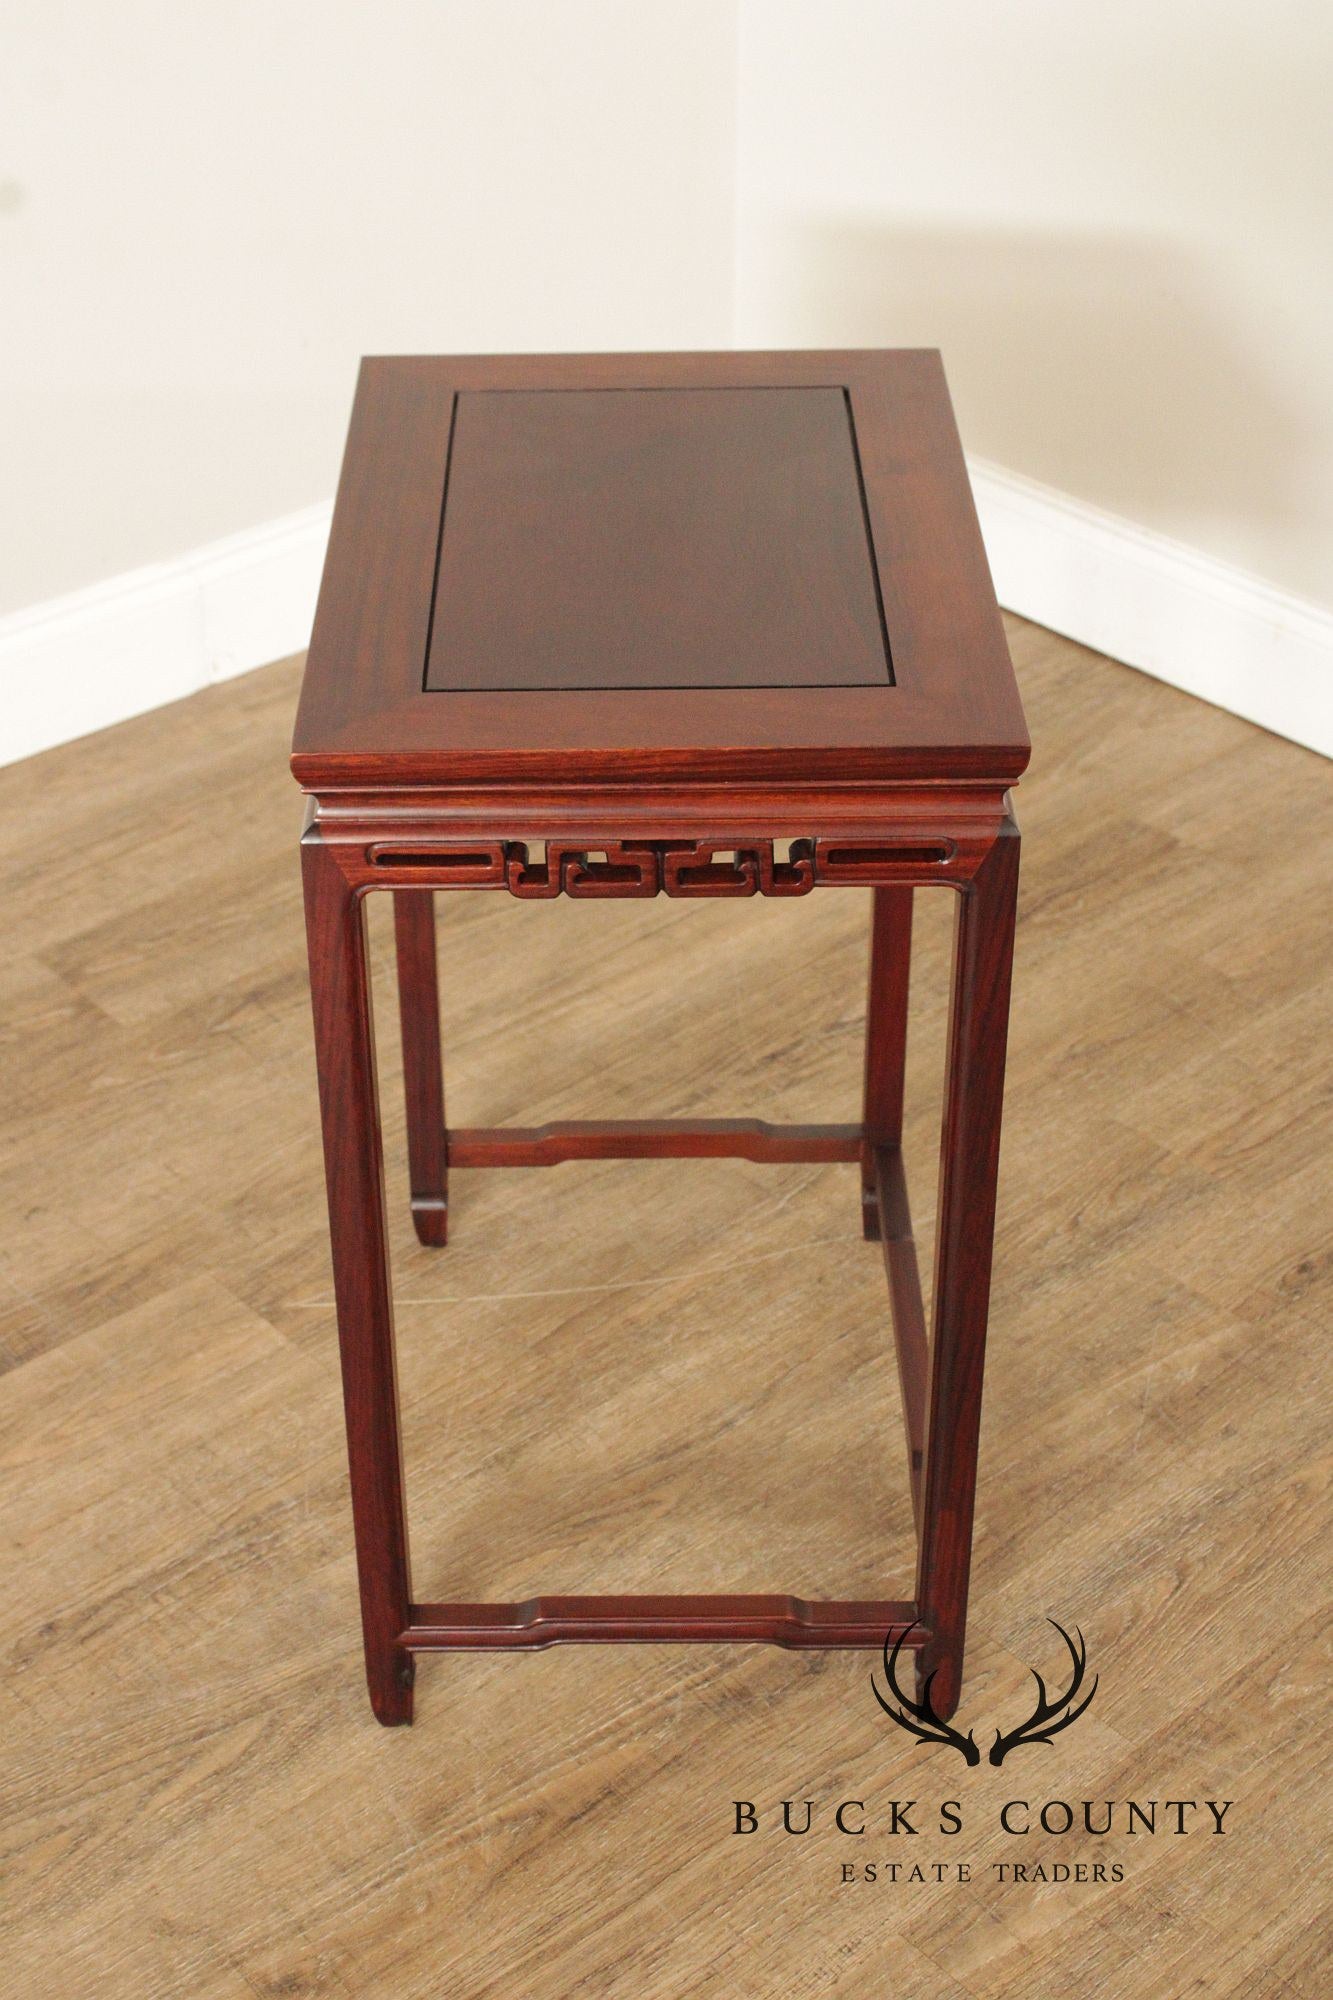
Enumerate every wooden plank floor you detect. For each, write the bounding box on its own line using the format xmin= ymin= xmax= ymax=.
xmin=0 ymin=620 xmax=1329 ymax=1997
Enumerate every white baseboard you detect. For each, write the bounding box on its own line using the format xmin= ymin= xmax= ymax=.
xmin=1 ymin=468 xmax=1329 ymax=769
xmin=969 ymin=457 xmax=1333 ymax=760
xmin=0 ymin=502 xmax=331 ymax=766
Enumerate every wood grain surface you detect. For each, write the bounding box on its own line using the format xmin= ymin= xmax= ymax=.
xmin=1 ymin=622 xmax=1329 ymax=1996
xmin=426 ymin=385 xmax=892 ymax=692
xmin=291 ymin=351 xmax=1029 ymax=788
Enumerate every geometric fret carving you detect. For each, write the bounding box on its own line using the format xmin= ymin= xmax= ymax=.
xmin=369 ymin=835 xmax=956 ymax=896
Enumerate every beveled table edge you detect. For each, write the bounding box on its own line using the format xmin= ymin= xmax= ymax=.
xmin=291 ymin=348 xmax=1030 ymax=792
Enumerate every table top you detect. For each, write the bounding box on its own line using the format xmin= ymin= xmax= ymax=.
xmin=291 ymin=350 xmax=1029 ymax=792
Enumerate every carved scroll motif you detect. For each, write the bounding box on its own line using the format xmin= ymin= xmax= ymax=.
xmin=506 ymin=842 xmax=660 ymax=899
xmin=372 ymin=838 xmax=955 ymax=896
xmin=505 ymin=839 xmax=820 ymax=898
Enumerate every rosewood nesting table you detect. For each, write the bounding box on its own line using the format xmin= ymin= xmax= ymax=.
xmin=292 ymin=349 xmax=1029 ymax=1726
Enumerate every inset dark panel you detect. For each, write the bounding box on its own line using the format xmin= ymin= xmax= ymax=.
xmin=424 ymin=386 xmax=892 ymax=693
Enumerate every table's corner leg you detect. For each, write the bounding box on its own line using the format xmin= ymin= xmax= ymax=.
xmin=393 ymin=888 xmax=449 ymax=1247
xmin=861 ymin=884 xmax=913 ymax=1238
xmin=914 ymin=816 xmax=1020 ymax=1720
xmin=302 ymin=832 xmax=415 ymax=1725
xmin=376 ymin=1648 xmax=416 ymax=1728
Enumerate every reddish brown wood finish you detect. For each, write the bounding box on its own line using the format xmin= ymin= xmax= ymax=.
xmin=404 ymin=1598 xmax=924 ymax=1651
xmin=447 ymin=1120 xmax=861 ymax=1168
xmin=291 ymin=351 xmax=1029 ymax=790
xmin=861 ymin=886 xmax=912 ymax=1235
xmin=872 ymin=1145 xmax=929 ymax=1530
xmin=427 ymin=386 xmax=891 ymax=692
xmin=294 ymin=349 xmax=1026 ymax=1725
xmin=302 ymin=838 xmax=414 ymax=1724
xmin=392 ymin=892 xmax=447 ymax=1246
xmin=914 ymin=820 xmax=1021 ymax=1715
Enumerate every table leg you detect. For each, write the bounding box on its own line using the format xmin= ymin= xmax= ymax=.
xmin=394 ymin=891 xmax=448 ymax=1246
xmin=861 ymin=887 xmax=913 ymax=1238
xmin=303 ymin=837 xmax=414 ymax=1724
xmin=915 ymin=819 xmax=1020 ymax=1717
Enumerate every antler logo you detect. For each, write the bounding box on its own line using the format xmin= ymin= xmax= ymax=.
xmin=871 ymin=1627 xmax=981 ymax=1763
xmin=988 ymin=1620 xmax=1098 ymax=1765
xmin=872 ymin=1620 xmax=1099 ymax=1767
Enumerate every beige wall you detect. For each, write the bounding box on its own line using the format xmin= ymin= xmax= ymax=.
xmin=0 ymin=2 xmax=737 ymax=614
xmin=5 ymin=3 xmax=1329 ymax=633
xmin=736 ymin=0 xmax=1333 ymax=609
